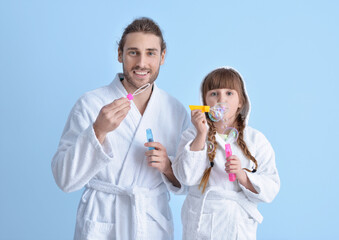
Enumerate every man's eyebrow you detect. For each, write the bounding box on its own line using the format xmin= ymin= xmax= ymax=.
xmin=126 ymin=47 xmax=138 ymax=51
xmin=126 ymin=48 xmax=159 ymax=52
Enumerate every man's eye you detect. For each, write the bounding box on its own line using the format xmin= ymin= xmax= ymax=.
xmin=129 ymin=51 xmax=136 ymax=56
xmin=148 ymin=52 xmax=155 ymax=56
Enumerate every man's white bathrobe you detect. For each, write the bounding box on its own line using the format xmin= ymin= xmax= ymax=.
xmin=172 ymin=79 xmax=280 ymax=239
xmin=52 ymin=73 xmax=189 ymax=240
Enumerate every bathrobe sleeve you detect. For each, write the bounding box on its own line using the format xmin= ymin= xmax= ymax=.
xmin=51 ymin=102 xmax=115 ymax=193
xmin=172 ymin=126 xmax=208 ymax=186
xmin=160 ymin=106 xmax=190 ymax=194
xmin=239 ymin=131 xmax=280 ymax=203
xmin=160 ymin=156 xmax=188 ymax=194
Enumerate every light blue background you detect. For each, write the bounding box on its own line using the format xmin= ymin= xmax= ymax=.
xmin=1 ymin=0 xmax=338 ymax=239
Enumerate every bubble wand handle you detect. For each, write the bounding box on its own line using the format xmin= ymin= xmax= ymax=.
xmin=146 ymin=128 xmax=155 ymax=150
xmin=189 ymin=105 xmax=210 ymax=112
xmin=225 ymin=144 xmax=236 ymax=182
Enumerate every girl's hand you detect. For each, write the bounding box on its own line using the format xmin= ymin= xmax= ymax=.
xmin=225 ymin=155 xmax=243 ymax=177
xmin=191 ymin=110 xmax=207 ymax=135
xmin=190 ymin=110 xmax=207 ymax=151
xmin=225 ymin=155 xmax=258 ymax=193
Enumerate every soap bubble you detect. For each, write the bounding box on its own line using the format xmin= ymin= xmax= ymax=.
xmin=206 ymin=141 xmax=215 ymax=153
xmin=208 ymin=102 xmax=229 ymax=122
xmin=222 ymin=127 xmax=239 ymax=143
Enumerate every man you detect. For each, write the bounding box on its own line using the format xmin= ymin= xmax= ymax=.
xmin=52 ymin=17 xmax=189 ymax=240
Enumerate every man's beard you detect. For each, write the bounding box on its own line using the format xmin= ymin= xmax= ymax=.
xmin=122 ymin=64 xmax=160 ymax=90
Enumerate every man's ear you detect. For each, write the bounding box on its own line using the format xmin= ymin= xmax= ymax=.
xmin=118 ymin=49 xmax=123 ymax=63
xmin=160 ymin=49 xmax=166 ymax=65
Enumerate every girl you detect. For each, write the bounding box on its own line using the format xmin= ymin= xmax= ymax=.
xmin=172 ymin=67 xmax=280 ymax=240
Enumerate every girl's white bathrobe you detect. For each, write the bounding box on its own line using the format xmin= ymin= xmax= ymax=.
xmin=52 ymin=73 xmax=189 ymax=240
xmin=172 ymin=87 xmax=280 ymax=240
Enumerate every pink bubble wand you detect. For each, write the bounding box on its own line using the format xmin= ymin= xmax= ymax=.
xmin=223 ymin=127 xmax=239 ymax=182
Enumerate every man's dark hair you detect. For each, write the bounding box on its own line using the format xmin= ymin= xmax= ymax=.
xmin=118 ymin=17 xmax=166 ymax=53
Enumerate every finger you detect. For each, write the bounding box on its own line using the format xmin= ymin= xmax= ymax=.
xmin=116 ymin=105 xmax=131 ymax=117
xmin=191 ymin=109 xmax=202 ymax=115
xmin=114 ymin=97 xmax=130 ymax=105
xmin=192 ymin=110 xmax=204 ymax=119
xmin=197 ymin=116 xmax=206 ymax=124
xmin=144 ymin=142 xmax=164 ymax=151
xmin=100 ymin=104 xmax=130 ymax=119
xmin=111 ymin=102 xmax=131 ymax=115
xmin=109 ymin=106 xmax=131 ymax=122
xmin=227 ymin=162 xmax=239 ymax=169
xmin=106 ymin=97 xmax=131 ymax=110
xmin=229 ymin=169 xmax=240 ymax=174
xmin=192 ymin=116 xmax=205 ymax=126
xmin=191 ymin=111 xmax=204 ymax=120
xmin=145 ymin=149 xmax=157 ymax=156
xmin=226 ymin=162 xmax=237 ymax=168
xmin=115 ymin=111 xmax=129 ymax=123
xmin=147 ymin=156 xmax=160 ymax=163
xmin=106 ymin=99 xmax=131 ymax=115
xmin=194 ymin=113 xmax=205 ymax=120
xmin=225 ymin=166 xmax=237 ymax=173
xmin=226 ymin=156 xmax=237 ymax=162
xmin=228 ymin=165 xmax=239 ymax=170
xmin=148 ymin=161 xmax=161 ymax=168
xmin=228 ymin=159 xmax=241 ymax=166
xmin=147 ymin=155 xmax=166 ymax=162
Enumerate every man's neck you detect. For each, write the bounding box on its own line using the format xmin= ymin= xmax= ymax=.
xmin=133 ymin=87 xmax=153 ymax=115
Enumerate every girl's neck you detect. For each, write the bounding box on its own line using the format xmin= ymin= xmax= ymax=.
xmin=213 ymin=114 xmax=238 ymax=133
xmin=214 ymin=121 xmax=236 ymax=134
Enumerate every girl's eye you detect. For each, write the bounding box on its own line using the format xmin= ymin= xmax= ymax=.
xmin=211 ymin=92 xmax=217 ymax=96
xmin=226 ymin=91 xmax=233 ymax=96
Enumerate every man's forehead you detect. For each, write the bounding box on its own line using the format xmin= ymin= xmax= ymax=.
xmin=124 ymin=32 xmax=162 ymax=50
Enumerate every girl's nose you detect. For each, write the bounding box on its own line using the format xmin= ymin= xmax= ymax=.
xmin=219 ymin=95 xmax=227 ymax=103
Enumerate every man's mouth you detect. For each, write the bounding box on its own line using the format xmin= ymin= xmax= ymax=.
xmin=133 ymin=70 xmax=149 ymax=77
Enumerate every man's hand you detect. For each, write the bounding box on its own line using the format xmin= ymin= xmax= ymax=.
xmin=144 ymin=142 xmax=181 ymax=188
xmin=93 ymin=97 xmax=131 ymax=144
xmin=144 ymin=142 xmax=171 ymax=174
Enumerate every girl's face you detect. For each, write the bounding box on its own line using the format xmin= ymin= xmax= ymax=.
xmin=205 ymin=88 xmax=242 ymax=126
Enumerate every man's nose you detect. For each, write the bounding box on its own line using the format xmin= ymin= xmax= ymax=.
xmin=136 ymin=53 xmax=147 ymax=68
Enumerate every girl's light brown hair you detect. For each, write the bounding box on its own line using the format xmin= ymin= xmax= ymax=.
xmin=198 ymin=68 xmax=258 ymax=193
